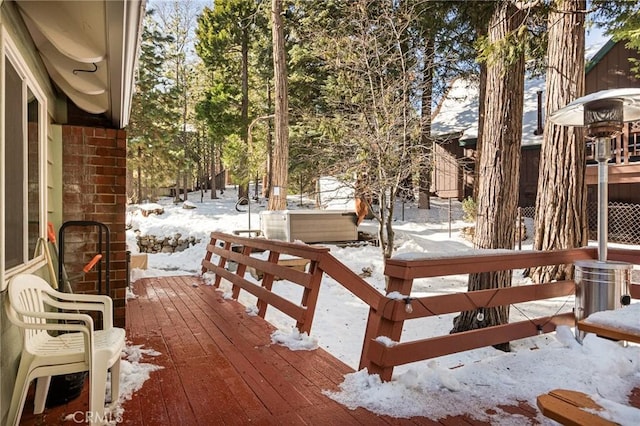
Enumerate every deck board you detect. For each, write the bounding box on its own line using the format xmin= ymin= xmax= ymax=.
xmin=17 ymin=275 xmax=548 ymax=425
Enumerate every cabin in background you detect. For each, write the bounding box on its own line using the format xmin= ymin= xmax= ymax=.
xmin=431 ymin=76 xmax=545 ymax=207
xmin=584 ymin=39 xmax=640 ymax=202
xmin=430 ymin=39 xmax=640 ymax=244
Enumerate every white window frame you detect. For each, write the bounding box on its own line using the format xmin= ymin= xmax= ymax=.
xmin=1 ymin=28 xmax=48 ymax=290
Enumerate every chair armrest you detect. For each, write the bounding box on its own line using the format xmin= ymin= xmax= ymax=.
xmin=14 ymin=311 xmax=93 ymax=352
xmin=45 ymin=293 xmax=114 ymax=329
xmin=53 ymin=291 xmax=111 ymax=304
xmin=16 ymin=311 xmax=95 ymax=364
xmin=15 ymin=310 xmax=95 ymax=333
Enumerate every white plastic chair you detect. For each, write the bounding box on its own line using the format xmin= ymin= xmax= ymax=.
xmin=5 ymin=273 xmax=125 ymax=426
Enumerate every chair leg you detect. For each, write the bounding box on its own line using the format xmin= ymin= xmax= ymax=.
xmin=109 ymin=357 xmax=121 ymax=404
xmin=7 ymin=360 xmax=33 ymax=426
xmin=88 ymin=368 xmax=108 ymax=426
xmin=33 ymin=375 xmax=52 ymax=414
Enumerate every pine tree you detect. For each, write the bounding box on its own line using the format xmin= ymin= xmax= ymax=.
xmin=593 ymin=1 xmax=640 ymax=62
xmin=154 ymin=0 xmax=203 ymax=202
xmin=268 ymin=0 xmax=289 ymax=210
xmin=529 ymin=0 xmax=587 ymax=283
xmin=196 ymin=0 xmax=264 ymax=201
xmin=128 ymin=11 xmax=180 ymax=203
xmin=450 ymin=1 xmax=527 ymax=346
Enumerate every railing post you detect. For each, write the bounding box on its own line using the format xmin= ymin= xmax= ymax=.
xmin=257 ymin=251 xmax=280 ymax=317
xmin=232 ymin=245 xmax=253 ymax=299
xmin=214 ymin=240 xmax=232 ymax=288
xmin=360 ymin=275 xmax=414 ymax=381
xmin=201 ymin=234 xmax=218 ymax=275
xmin=297 ymin=260 xmax=323 ymax=334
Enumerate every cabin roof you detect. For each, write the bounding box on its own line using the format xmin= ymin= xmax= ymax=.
xmin=432 ymin=37 xmax=614 ymax=147
xmin=431 ymin=75 xmax=546 ymax=147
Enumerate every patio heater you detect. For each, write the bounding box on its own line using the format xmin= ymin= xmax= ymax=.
xmin=549 ymin=88 xmax=640 ymax=341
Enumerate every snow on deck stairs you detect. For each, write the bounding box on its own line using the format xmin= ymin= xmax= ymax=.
xmin=537 ymin=389 xmax=617 ymax=426
xmin=577 ymin=320 xmax=640 ymax=344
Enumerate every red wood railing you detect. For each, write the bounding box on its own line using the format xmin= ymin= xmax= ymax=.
xmin=586 ymin=121 xmax=640 ymax=164
xmin=202 ymin=234 xmax=640 ymax=382
xmin=363 ymin=247 xmax=639 ymax=380
xmin=201 ymin=232 xmax=330 ymax=334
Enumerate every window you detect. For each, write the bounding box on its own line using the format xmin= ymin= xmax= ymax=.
xmin=28 ymin=89 xmax=41 ymax=259
xmin=3 ymin=35 xmax=45 ymax=274
xmin=5 ymin=59 xmax=23 ymax=269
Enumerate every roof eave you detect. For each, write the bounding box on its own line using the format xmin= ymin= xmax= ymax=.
xmin=106 ymin=0 xmax=146 ymax=129
xmin=16 ymin=0 xmax=146 ymax=129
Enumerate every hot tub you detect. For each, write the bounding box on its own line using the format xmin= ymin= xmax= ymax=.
xmin=259 ymin=210 xmax=358 ymax=243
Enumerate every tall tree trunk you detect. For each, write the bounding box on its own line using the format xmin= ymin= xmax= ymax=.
xmin=239 ymin=26 xmax=250 ymax=201
xmin=451 ymin=2 xmax=526 ymax=350
xmin=268 ymin=0 xmax=289 ymax=211
xmin=474 ymin=60 xmax=488 ymax=203
xmin=210 ymin=140 xmax=218 ymax=199
xmin=183 ymin=173 xmax=188 ymax=201
xmin=529 ymin=0 xmax=587 ymax=283
xmin=419 ymin=36 xmax=434 ymax=210
xmin=182 ymin=85 xmax=188 ymax=201
xmin=137 ymin=146 xmax=142 ymax=203
xmin=264 ymin=81 xmax=273 ymax=198
xmin=473 ymin=19 xmax=489 ymax=204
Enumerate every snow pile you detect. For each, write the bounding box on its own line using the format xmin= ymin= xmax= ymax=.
xmin=585 ymin=303 xmax=640 ymax=333
xmin=325 ymin=328 xmax=640 ymax=423
xmin=271 ymin=328 xmax=319 ymax=351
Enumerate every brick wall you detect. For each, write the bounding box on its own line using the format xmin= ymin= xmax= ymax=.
xmin=62 ymin=126 xmax=128 ymax=327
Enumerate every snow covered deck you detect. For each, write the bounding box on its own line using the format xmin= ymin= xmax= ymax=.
xmin=17 ymin=275 xmax=640 ymax=425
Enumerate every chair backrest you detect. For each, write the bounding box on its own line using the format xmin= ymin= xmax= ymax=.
xmin=6 ymin=274 xmax=57 ymax=346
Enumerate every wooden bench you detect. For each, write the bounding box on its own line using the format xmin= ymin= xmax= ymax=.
xmin=537 ymin=389 xmax=617 ymax=426
xmin=232 ymin=229 xmax=262 ymax=237
xmin=247 ymin=257 xmax=311 ymax=281
xmin=577 ymin=320 xmax=640 ymax=344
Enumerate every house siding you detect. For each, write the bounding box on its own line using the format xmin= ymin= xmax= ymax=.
xmin=586 ymin=41 xmax=640 ymax=92
xmin=432 ymin=140 xmax=465 ymax=199
xmin=48 ymin=124 xmax=63 ymax=226
xmin=519 ymin=146 xmax=541 ymax=208
xmin=1 ymin=3 xmax=61 ymax=423
xmin=1 ymin=291 xmax=23 ymax=426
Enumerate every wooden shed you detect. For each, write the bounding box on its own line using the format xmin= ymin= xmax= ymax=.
xmin=431 ymin=132 xmax=474 ymax=200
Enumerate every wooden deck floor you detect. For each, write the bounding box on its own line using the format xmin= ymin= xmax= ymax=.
xmin=19 ymin=275 xmax=541 ymax=425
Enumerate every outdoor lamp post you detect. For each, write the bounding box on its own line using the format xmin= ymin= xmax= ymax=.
xmin=549 ymin=88 xmax=640 ymax=261
xmin=549 ymin=88 xmax=640 ymax=341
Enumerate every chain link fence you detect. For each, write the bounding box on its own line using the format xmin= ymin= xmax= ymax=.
xmin=588 ymin=202 xmax=640 ymax=245
xmin=519 ymin=206 xmax=536 ymax=220
xmin=519 ymin=203 xmax=640 ymax=245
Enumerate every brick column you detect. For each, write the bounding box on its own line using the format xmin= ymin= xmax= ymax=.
xmin=61 ymin=126 xmax=127 ymax=327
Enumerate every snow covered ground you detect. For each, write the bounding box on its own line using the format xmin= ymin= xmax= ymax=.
xmin=126 ymin=187 xmax=640 ymax=425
